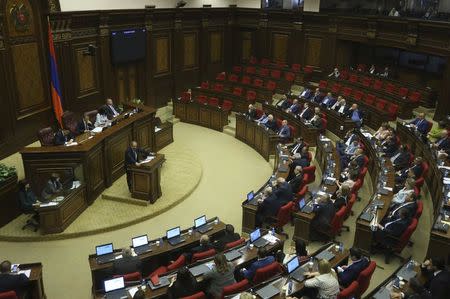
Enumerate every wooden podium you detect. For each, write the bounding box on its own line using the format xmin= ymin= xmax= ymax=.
xmin=130 ymin=154 xmax=165 ymax=203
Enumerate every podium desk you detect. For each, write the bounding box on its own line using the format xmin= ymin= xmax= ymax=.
xmin=173 ymin=100 xmax=228 ymax=131
xmin=130 ymin=154 xmax=165 ymax=204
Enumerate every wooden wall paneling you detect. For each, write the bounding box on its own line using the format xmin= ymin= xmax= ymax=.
xmin=144 ymin=9 xmax=155 ymax=107
xmin=271 ymin=32 xmax=289 ymax=63
xmin=304 ymin=36 xmax=322 ymax=67
xmin=335 ymin=40 xmax=353 ymax=68
xmin=154 ymin=34 xmax=170 ymax=75
xmin=223 ymin=8 xmax=234 ymax=71
xmin=323 ymin=18 xmax=338 ymax=71
xmin=73 ymin=41 xmax=100 ymax=100
xmin=241 ymin=31 xmax=252 ymax=62
xmin=152 ymin=30 xmax=173 ymax=107
xmin=290 ymin=22 xmax=304 ymax=65
xmin=435 ymin=56 xmax=450 ymax=120
xmin=256 ymin=14 xmax=269 ymax=59
xmin=199 ymin=13 xmax=209 ymax=82
xmin=173 ymin=18 xmax=183 ymax=98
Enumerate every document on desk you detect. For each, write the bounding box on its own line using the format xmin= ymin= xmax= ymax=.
xmin=140 ymin=156 xmax=155 ymax=164
xmin=263 ymin=234 xmax=279 ymax=244
xmin=18 ymin=269 xmax=31 ymax=278
xmin=154 ymin=127 xmax=162 ymax=132
xmin=64 ymin=142 xmax=78 ymax=147
xmin=71 ymin=181 xmax=81 ymax=189
xmin=91 ymin=127 xmax=103 ymax=133
xmin=128 ymin=287 xmax=139 ymax=298
xmin=40 ymin=202 xmax=58 ymax=207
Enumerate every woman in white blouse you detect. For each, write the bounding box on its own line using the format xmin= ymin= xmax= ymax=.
xmin=303 ymin=259 xmax=340 ymax=299
xmin=392 ymin=178 xmax=415 ymax=205
xmin=94 ymin=107 xmax=109 ymax=127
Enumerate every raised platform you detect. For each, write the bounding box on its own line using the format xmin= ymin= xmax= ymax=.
xmin=0 ymin=144 xmax=202 ymax=242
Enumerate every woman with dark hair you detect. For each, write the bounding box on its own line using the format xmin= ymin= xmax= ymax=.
xmin=95 ymin=106 xmax=109 ymax=127
xmin=18 ymin=180 xmax=38 ymax=213
xmin=167 ymin=266 xmax=199 ymax=299
xmin=293 ymin=239 xmax=309 ymax=264
xmin=203 ymin=253 xmax=236 ymax=298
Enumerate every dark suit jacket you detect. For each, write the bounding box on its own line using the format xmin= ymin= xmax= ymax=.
xmin=410 ymin=118 xmax=429 ymax=135
xmin=105 ymin=104 xmax=120 ymax=119
xmin=392 ymin=151 xmax=410 ymax=170
xmin=289 ymin=173 xmax=304 ymax=193
xmin=338 ymin=258 xmax=369 ymax=287
xmin=333 ymin=195 xmax=348 ymax=211
xmin=260 ymin=194 xmax=287 ymax=218
xmin=124 ymin=147 xmax=149 ymax=167
xmin=288 ymin=142 xmax=305 ymax=155
xmin=41 ymin=179 xmax=63 ymax=199
xmin=54 ymin=130 xmax=73 ymax=145
xmin=0 ymin=273 xmax=29 ymax=294
xmin=264 ymin=120 xmax=278 ymax=132
xmin=246 ymin=109 xmax=257 ymax=120
xmin=311 ymin=94 xmax=323 ymax=104
xmin=421 ymin=267 xmax=450 ymax=299
xmin=383 ymin=218 xmax=410 ymax=237
xmin=387 ymin=201 xmax=417 ymax=220
xmin=113 ymin=255 xmax=142 ymax=275
xmin=436 ymin=137 xmax=450 ymax=151
xmin=274 ymin=182 xmax=293 ymax=202
xmin=334 ymin=104 xmax=349 ymax=115
xmin=311 ymin=201 xmax=336 ymax=230
xmin=76 ymin=120 xmax=94 ymax=134
xmin=191 ymin=243 xmax=214 ymax=255
xmin=321 ymin=97 xmax=336 ymax=108
xmin=353 ymin=154 xmax=366 ymax=169
xmin=301 ymin=89 xmax=312 ymax=99
xmin=167 ymin=276 xmax=199 ymax=299
xmin=382 ymin=140 xmax=399 ymax=157
xmin=299 ymin=108 xmax=314 ymax=120
xmin=311 ymin=117 xmax=324 ymax=130
xmin=292 ymin=154 xmax=311 ymax=168
xmin=215 ymin=232 xmax=241 ymax=249
xmin=242 ymin=256 xmax=275 ymax=280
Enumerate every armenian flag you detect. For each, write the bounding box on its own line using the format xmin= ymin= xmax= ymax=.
xmin=48 ymin=21 xmax=63 ymax=127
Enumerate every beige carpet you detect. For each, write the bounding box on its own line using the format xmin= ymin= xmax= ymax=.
xmin=0 ymin=145 xmax=202 ymax=241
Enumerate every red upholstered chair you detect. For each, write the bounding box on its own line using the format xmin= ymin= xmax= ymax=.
xmin=233 ymin=87 xmax=243 ymax=96
xmin=349 ymin=74 xmax=358 ymax=83
xmin=414 ymin=186 xmax=420 ymax=197
xmin=351 ymin=179 xmax=363 ymax=194
xmin=414 ymin=201 xmax=423 ymax=219
xmin=340 ymin=70 xmax=349 ymax=80
xmin=270 ymin=69 xmax=281 ymax=79
xmin=328 ymin=206 xmax=347 ymax=238
xmin=385 ymin=218 xmax=418 ymax=264
xmin=293 ymin=185 xmax=309 ymax=209
xmin=197 ymin=95 xmax=208 ymax=105
xmin=148 ymin=266 xmax=168 ymax=279
xmin=255 ymin=109 xmax=263 ymax=119
xmin=113 ymin=272 xmax=142 ymax=282
xmin=288 ymin=125 xmax=296 ymax=140
xmin=246 ymin=90 xmax=257 ymax=103
xmin=303 ymin=66 xmax=313 ymax=74
xmin=266 ymin=80 xmax=276 ymax=92
xmin=261 ymin=58 xmax=270 ymax=65
xmin=259 ymin=68 xmax=270 ymax=77
xmin=398 ymin=87 xmax=409 ymax=98
xmin=415 ymin=177 xmax=424 ymax=190
xmin=62 ymin=111 xmax=78 ymax=135
xmin=359 ymin=167 xmax=368 ymax=184
xmin=241 ymin=76 xmax=251 ymax=85
xmin=284 ymin=72 xmax=295 ymax=82
xmin=276 ymin=61 xmax=287 ymax=69
xmin=181 ymin=292 xmax=206 ymax=299
xmin=246 ymin=66 xmax=256 ymax=74
xmin=225 ymin=238 xmax=246 ymax=250
xmin=249 ymin=56 xmax=258 ymax=64
xmin=276 ymin=119 xmax=282 ymax=129
xmin=167 ymin=254 xmax=186 ymax=271
xmin=375 ymin=99 xmax=387 ymax=110
xmin=337 ymin=281 xmax=359 ymax=299
xmin=228 ymin=74 xmax=239 ymax=82
xmin=385 ymin=83 xmax=395 ymax=94
xmin=353 ymin=90 xmax=364 ymax=102
xmin=216 ymin=72 xmax=226 ymax=81
xmin=38 ymin=127 xmax=55 ymax=146
xmin=342 ymin=87 xmax=352 ymax=97
xmin=253 ymin=262 xmax=283 ymax=284
xmin=253 ymin=78 xmax=263 ymax=87
xmin=291 ymin=63 xmax=301 ymax=72
xmin=364 ymin=94 xmax=376 ymax=106
xmin=232 ymin=66 xmax=242 ymax=73
xmin=331 ymin=83 xmax=342 ymax=94
xmin=356 ymin=64 xmax=366 ymax=72
xmin=209 ymin=97 xmax=219 ymax=107
xmin=321 ymin=118 xmax=327 ymax=133
xmin=303 ymin=165 xmax=316 ymax=181
xmin=201 ymin=81 xmax=209 ymax=89
xmin=222 ymin=100 xmax=233 ymax=113
xmin=274 ymin=201 xmax=293 ymax=231
xmin=362 ymin=155 xmax=369 ymax=168
xmin=181 ymin=91 xmax=191 ymax=102
xmin=84 ymin=109 xmax=98 ymax=124
xmin=408 ymin=91 xmax=421 ymax=103
xmin=221 ymin=279 xmax=250 ymax=298
xmin=192 ymin=249 xmax=216 ymax=263
xmin=356 ymin=261 xmax=376 ymax=298
xmin=319 ymin=80 xmax=328 ymax=89
xmin=362 ymin=77 xmax=371 ymax=87
xmin=387 ymin=104 xmax=399 ymax=120
xmin=344 ymin=193 xmax=357 ymax=219
xmin=0 ymin=291 xmax=18 ymax=299
xmin=373 ymin=79 xmax=383 ymax=90
xmin=421 ymin=161 xmax=429 ymax=177
xmin=213 ymin=83 xmax=224 ymax=92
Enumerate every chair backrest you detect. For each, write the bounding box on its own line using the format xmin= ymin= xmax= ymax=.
xmin=222 ymin=279 xmax=250 ymax=298
xmin=148 ymin=266 xmax=168 ymax=279
xmin=284 ymin=72 xmax=295 ymax=82
xmin=330 ymin=205 xmax=346 ymax=236
xmin=266 ymin=80 xmax=276 ymax=91
xmin=362 ymin=77 xmax=371 ymax=87
xmin=291 ymin=63 xmax=301 ymax=72
xmin=388 ymin=104 xmax=399 ymax=119
xmin=246 ymin=66 xmax=256 ymax=74
xmin=232 ymin=66 xmax=242 ymax=73
xmin=414 ymin=200 xmax=423 ymax=219
xmin=209 ymin=97 xmax=219 ymax=107
xmin=375 ymin=99 xmax=387 ymax=110
xmin=362 ymin=155 xmax=369 ymax=167
xmin=342 ymin=87 xmax=352 ymax=97
xmin=233 ymin=87 xmax=243 ymax=96
xmin=331 ymin=83 xmax=341 ymax=93
xmin=398 ymin=87 xmax=409 ymax=97
xmin=181 ymin=291 xmax=206 ymax=299
xmin=197 ymin=95 xmax=208 ymax=105
xmin=365 ymin=94 xmax=376 ymax=105
xmin=322 ymin=118 xmax=328 ymax=131
xmin=241 ymin=76 xmax=251 ymax=85
xmin=337 ymin=281 xmax=359 ymax=299
xmin=303 ymin=66 xmax=313 ymax=73
xmin=345 ymin=193 xmax=357 ymax=219
xmin=113 ymin=271 xmax=142 ymax=282
xmin=253 ymin=78 xmax=263 ymax=87
xmin=181 ymin=92 xmax=191 ymax=102
xmin=228 ymin=74 xmax=239 ymax=82
xmin=373 ymin=79 xmax=383 ymax=90
xmin=246 ymin=90 xmax=257 ymax=102
xmin=253 ymin=262 xmax=283 ymax=284
xmin=259 ymin=68 xmax=270 ymax=77
xmin=192 ymin=249 xmax=216 ymax=263
xmin=84 ymin=110 xmax=98 ymax=124
xmin=353 ymin=90 xmax=364 ymax=101
xmin=276 ymin=201 xmax=293 ymax=229
xmin=216 ymin=72 xmax=226 ymax=81
xmin=415 ymin=177 xmax=424 ymax=189
xmin=213 ymin=83 xmax=224 ymax=92
xmin=167 ymin=254 xmax=186 ymax=271
xmin=249 ymin=56 xmax=258 ymax=64
xmin=270 ymin=69 xmax=281 ymax=79
xmin=351 ymin=179 xmax=363 ymax=194
xmin=421 ymin=161 xmax=429 ymax=177
xmin=38 ymin=127 xmax=55 ymax=146
xmin=349 ymin=74 xmax=358 ymax=83
xmin=356 ymin=261 xmax=376 ymax=298
xmin=0 ymin=291 xmax=17 ymax=299
xmin=319 ymin=80 xmax=328 ymax=89
xmin=62 ymin=111 xmax=78 ymax=135
xmin=222 ymin=100 xmax=233 ymax=111
xmin=408 ymin=91 xmax=421 ymax=103
xmin=201 ymin=81 xmax=209 ymax=89
xmin=225 ymin=238 xmax=246 ymax=250
xmin=260 ymin=58 xmax=270 ymax=65
xmin=385 ymin=83 xmax=395 ymax=93
xmin=393 ymin=218 xmax=418 ymax=253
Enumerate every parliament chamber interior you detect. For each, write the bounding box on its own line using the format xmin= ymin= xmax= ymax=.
xmin=2 ymin=0 xmax=450 ymax=298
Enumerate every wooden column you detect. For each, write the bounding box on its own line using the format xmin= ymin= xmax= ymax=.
xmin=199 ymin=12 xmax=209 ymax=82
xmin=144 ymin=8 xmax=155 ymax=107
xmin=173 ymin=16 xmax=183 ymax=99
xmin=255 ymin=12 xmax=269 ymax=59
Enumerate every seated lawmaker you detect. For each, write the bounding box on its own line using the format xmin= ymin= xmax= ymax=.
xmin=331 ymin=96 xmax=349 ymax=115
xmin=337 ymin=129 xmax=359 ymax=156
xmin=124 ymin=141 xmax=150 ymax=192
xmin=349 ymin=148 xmax=366 ymax=169
xmin=167 ymin=267 xmax=199 ymax=299
xmin=346 ymin=103 xmax=363 ymax=127
xmin=336 ymin=171 xmax=358 ymax=190
xmin=337 ymin=248 xmax=369 ymax=288
xmin=290 ymin=147 xmax=311 ymax=169
xmin=105 ymin=98 xmax=120 ymax=119
xmin=391 ymin=178 xmax=415 ymax=205
xmin=391 ymin=144 xmax=410 ymax=171
xmin=241 ymin=247 xmax=275 ymax=280
xmin=288 ymin=166 xmax=303 ymax=193
xmin=94 ymin=106 xmax=109 ymax=127
xmin=328 ymin=67 xmax=340 ymax=78
xmin=287 ymin=137 xmax=305 ymax=156
xmin=264 ymin=114 xmax=278 ymax=132
xmin=0 ymin=260 xmax=29 ymax=295
xmin=113 ymin=248 xmax=142 ymax=275
xmin=18 ymin=180 xmax=39 ymax=213
xmin=420 ymin=257 xmax=450 ymax=299
xmin=278 ymin=120 xmax=291 ymax=142
xmin=340 ymin=160 xmax=360 ymax=183
xmin=374 ymin=123 xmax=391 ymax=141
xmin=272 ymin=177 xmax=293 ymax=202
xmin=381 ymin=135 xmax=399 ymax=158
xmin=54 ymin=129 xmax=74 ymax=146
xmin=256 ymin=111 xmax=268 ymax=124
xmin=214 ymin=224 xmax=240 ymax=249
xmin=373 ymin=209 xmax=411 ymax=248
xmin=300 ymin=87 xmax=312 ymax=99
xmin=203 ymin=253 xmax=236 ymax=298
xmin=77 ymin=114 xmax=94 ymax=134
xmin=309 ymin=109 xmax=324 ymax=130
xmin=395 ymin=157 xmax=423 ymax=185
xmin=310 ymin=194 xmax=336 ymax=241
xmin=245 ymin=104 xmax=257 ymax=120
xmin=333 ymin=184 xmax=350 ymax=211
xmin=311 ymin=88 xmax=323 ymax=104
xmin=191 ymin=235 xmax=214 ymax=255
xmin=427 ymin=120 xmax=447 ymax=143
xmin=390 ymin=277 xmax=432 ymax=299
xmin=303 ymin=260 xmax=340 ymax=299
xmin=386 ymin=193 xmax=418 ymax=221
xmin=320 ymin=92 xmax=336 ymax=109
xmin=286 ymin=99 xmax=300 ymax=114
xmin=298 ymin=102 xmax=314 ymax=121
xmin=431 ymin=129 xmax=450 ymax=152
xmin=409 ymin=113 xmax=429 ymax=135
xmin=41 ymin=173 xmax=63 ymax=200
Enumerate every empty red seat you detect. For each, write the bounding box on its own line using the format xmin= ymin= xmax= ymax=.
xmin=373 ymin=80 xmax=383 ymax=90
xmin=387 ymin=103 xmax=399 ymax=120
xmin=113 ymin=271 xmax=142 ymax=282
xmin=349 ymin=74 xmax=358 ymax=83
xmin=249 ymin=56 xmax=258 ymax=64
xmin=408 ymin=91 xmax=421 ymax=103
xmin=241 ymin=76 xmax=251 ymax=85
xmin=376 ymin=99 xmax=387 ymax=110
xmin=216 ymin=72 xmax=226 ymax=81
xmin=385 ymin=83 xmax=395 ymax=93
xmin=228 ymin=74 xmax=238 ymax=82
xmin=365 ymin=94 xmax=376 ymax=106
xmin=167 ymin=254 xmax=186 ymax=271
xmin=200 ymin=81 xmax=209 ymax=89
xmin=233 ymin=87 xmax=243 ymax=96
xmin=342 ymin=87 xmax=352 ymax=97
xmin=148 ymin=266 xmax=168 ymax=279
xmin=319 ymin=80 xmax=328 ymax=89
xmin=362 ymin=77 xmax=371 ymax=87
xmin=222 ymin=100 xmax=233 ymax=112
xmin=284 ymin=72 xmax=295 ymax=82
xmin=276 ymin=61 xmax=286 ymax=69
xmin=192 ymin=249 xmax=216 ymax=263
xmin=356 ymin=261 xmax=376 ymax=298
xmin=246 ymin=90 xmax=257 ymax=103
xmin=213 ymin=83 xmax=224 ymax=92
xmin=415 ymin=200 xmax=423 ymax=219
xmin=291 ymin=63 xmax=301 ymax=72
xmin=338 ymin=281 xmax=359 ymax=299
xmin=181 ymin=91 xmax=191 ymax=102
xmin=232 ymin=66 xmax=242 ymax=73
xmin=0 ymin=291 xmax=18 ymax=299
xmin=353 ymin=90 xmax=364 ymax=101
xmin=266 ymin=80 xmax=276 ymax=92
xmin=329 ymin=206 xmax=346 ymax=237
xmin=274 ymin=201 xmax=293 ymax=230
xmin=253 ymin=78 xmax=263 ymax=87
xmin=261 ymin=58 xmax=270 ymax=65
xmin=197 ymin=95 xmax=208 ymax=105
xmin=209 ymin=97 xmax=219 ymax=107
xmin=398 ymin=87 xmax=409 ymax=98
xmin=181 ymin=292 xmax=206 ymax=299
xmin=303 ymin=66 xmax=313 ymax=74
xmin=270 ymin=69 xmax=281 ymax=79
xmin=259 ymin=68 xmax=270 ymax=77
xmin=331 ymin=83 xmax=342 ymax=93
xmin=245 ymin=66 xmax=256 ymax=74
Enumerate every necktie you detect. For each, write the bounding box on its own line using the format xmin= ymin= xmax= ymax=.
xmin=133 ymin=150 xmax=137 ymax=161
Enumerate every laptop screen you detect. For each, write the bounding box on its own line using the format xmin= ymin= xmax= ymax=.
xmin=194 ymin=215 xmax=207 ymax=228
xmin=96 ymin=243 xmax=113 ymax=256
xmin=286 ymin=256 xmax=300 ymax=274
xmin=132 ymin=235 xmax=148 ymax=248
xmin=250 ymin=228 xmax=261 ymax=243
xmin=166 ymin=227 xmax=180 ymax=239
xmin=299 ymin=198 xmax=306 ymax=209
xmin=104 ymin=277 xmax=125 ymax=292
xmin=247 ymin=191 xmax=254 ymax=201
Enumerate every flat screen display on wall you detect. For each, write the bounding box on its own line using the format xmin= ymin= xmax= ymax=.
xmin=111 ymin=28 xmax=146 ymax=64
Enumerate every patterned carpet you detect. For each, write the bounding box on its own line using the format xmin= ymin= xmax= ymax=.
xmin=0 ymin=144 xmax=202 ymax=241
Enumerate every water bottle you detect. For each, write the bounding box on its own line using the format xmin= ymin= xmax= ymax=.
xmin=271 ymin=227 xmax=275 ymax=235
xmin=287 ymin=279 xmax=293 ymax=295
xmin=159 ymin=237 xmax=163 ymax=247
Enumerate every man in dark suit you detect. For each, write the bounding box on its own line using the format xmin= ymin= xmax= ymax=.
xmin=311 ymin=88 xmax=323 ymax=104
xmin=0 ymin=260 xmax=29 ymax=295
xmin=346 ymin=103 xmax=363 ymax=128
xmin=385 ymin=193 xmax=418 ymax=221
xmin=333 ymin=184 xmax=350 ymax=211
xmin=288 ymin=166 xmax=303 ymax=193
xmin=241 ymin=247 xmax=275 ymax=280
xmin=391 ymin=145 xmax=411 ymax=171
xmin=246 ymin=104 xmax=257 ymax=120
xmin=113 ymin=248 xmax=142 ymax=275
xmin=287 ymin=137 xmax=305 ymax=156
xmin=214 ymin=224 xmax=240 ymax=250
xmin=381 ymin=135 xmax=399 ymax=158
xmin=409 ymin=113 xmax=429 ymax=135
xmin=256 ymin=186 xmax=284 ymax=226
xmin=310 ymin=111 xmax=324 ymax=130
xmin=337 ymin=248 xmax=369 ymax=288
xmin=298 ymin=103 xmax=314 ymax=121
xmin=41 ymin=173 xmax=63 ymax=200
xmin=320 ymin=92 xmax=337 ymax=109
xmin=433 ymin=130 xmax=450 ymax=152
xmin=300 ymin=88 xmax=312 ymax=99
xmin=396 ymin=157 xmax=423 ymax=184
xmin=290 ymin=147 xmax=311 ymax=169
xmin=191 ymin=235 xmax=214 ymax=255
xmin=332 ymin=96 xmax=349 ymax=115
xmin=124 ymin=141 xmax=150 ymax=192
xmin=54 ymin=129 xmax=74 ymax=146
xmin=76 ymin=114 xmax=94 ymax=134
xmin=264 ymin=115 xmax=278 ymax=132
xmin=310 ymin=194 xmax=336 ymax=241
xmin=337 ymin=129 xmax=359 ymax=156
xmin=350 ymin=149 xmax=366 ymax=169
xmin=273 ymin=177 xmax=293 ymax=203
xmin=278 ymin=120 xmax=291 ymax=142
xmin=286 ymin=99 xmax=300 ymax=114
xmin=420 ymin=257 xmax=450 ymax=299
xmin=374 ymin=209 xmax=411 ymax=248
xmin=105 ymin=98 xmax=120 ymax=119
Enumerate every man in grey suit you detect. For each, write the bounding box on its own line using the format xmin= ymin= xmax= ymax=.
xmin=41 ymin=173 xmax=63 ymax=200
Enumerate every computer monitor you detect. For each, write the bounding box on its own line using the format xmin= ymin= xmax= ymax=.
xmin=194 ymin=215 xmax=207 ymax=228
xmin=247 ymin=191 xmax=254 ymax=201
xmin=250 ymin=228 xmax=261 ymax=243
xmin=166 ymin=227 xmax=181 ymax=239
xmin=299 ymin=198 xmax=306 ymax=209
xmin=96 ymin=243 xmax=113 ymax=256
xmin=104 ymin=277 xmax=125 ymax=293
xmin=286 ymin=256 xmax=300 ymax=274
xmin=132 ymin=235 xmax=148 ymax=248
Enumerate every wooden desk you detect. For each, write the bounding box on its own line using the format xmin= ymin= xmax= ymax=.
xmin=262 ymin=103 xmax=319 ymax=146
xmin=0 ymin=174 xmax=20 ymax=228
xmin=210 ymin=79 xmax=275 ymax=103
xmin=173 ymin=100 xmax=228 ymax=132
xmin=130 ymin=154 xmax=165 ymax=203
xmin=14 ymin=263 xmax=47 ymax=299
xmin=191 ymin=87 xmax=249 ymax=113
xmin=20 ymin=104 xmax=156 ymax=205
xmin=36 ymin=183 xmax=87 ymax=234
xmin=154 ymin=122 xmax=173 ymax=151
xmin=235 ymin=114 xmax=281 ymax=162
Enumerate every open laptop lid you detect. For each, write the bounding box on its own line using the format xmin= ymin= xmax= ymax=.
xmin=250 ymin=228 xmax=262 ymax=243
xmin=194 ymin=215 xmax=207 ymax=228
xmin=247 ymin=191 xmax=254 ymax=202
xmin=166 ymin=226 xmax=181 ymax=239
xmin=132 ymin=235 xmax=148 ymax=248
xmin=96 ymin=243 xmax=113 ymax=256
xmin=286 ymin=256 xmax=300 ymax=274
xmin=298 ymin=198 xmax=306 ymax=209
xmin=104 ymin=277 xmax=125 ymax=293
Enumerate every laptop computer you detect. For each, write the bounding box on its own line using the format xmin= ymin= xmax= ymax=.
xmin=224 ymin=249 xmax=242 ymax=262
xmin=189 ymin=264 xmax=211 ymax=277
xmin=360 ymin=211 xmax=374 ymax=222
xmin=301 ymin=200 xmax=314 ymax=213
xmin=286 ymin=256 xmax=305 ymax=282
xmin=167 ymin=226 xmax=185 ymax=246
xmin=96 ymin=243 xmax=115 ymax=264
xmin=250 ymin=228 xmax=269 ymax=248
xmin=132 ymin=234 xmax=152 ymax=255
xmin=255 ymin=283 xmax=280 ymax=299
xmin=247 ymin=191 xmax=254 ymax=202
xmin=315 ymin=250 xmax=335 ymax=262
xmin=194 ymin=215 xmax=213 ymax=234
xmin=148 ymin=275 xmax=170 ymax=290
xmin=104 ymin=277 xmax=127 ymax=299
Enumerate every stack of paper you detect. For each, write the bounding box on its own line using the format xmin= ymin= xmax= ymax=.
xmin=155 ymin=127 xmax=162 ymax=132
xmin=40 ymin=202 xmax=58 ymax=207
xmin=65 ymin=142 xmax=78 ymax=147
xmin=141 ymin=156 xmax=155 ymax=164
xmin=91 ymin=127 xmax=103 ymax=133
xmin=18 ymin=269 xmax=31 ymax=278
xmin=263 ymin=234 xmax=279 ymax=244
